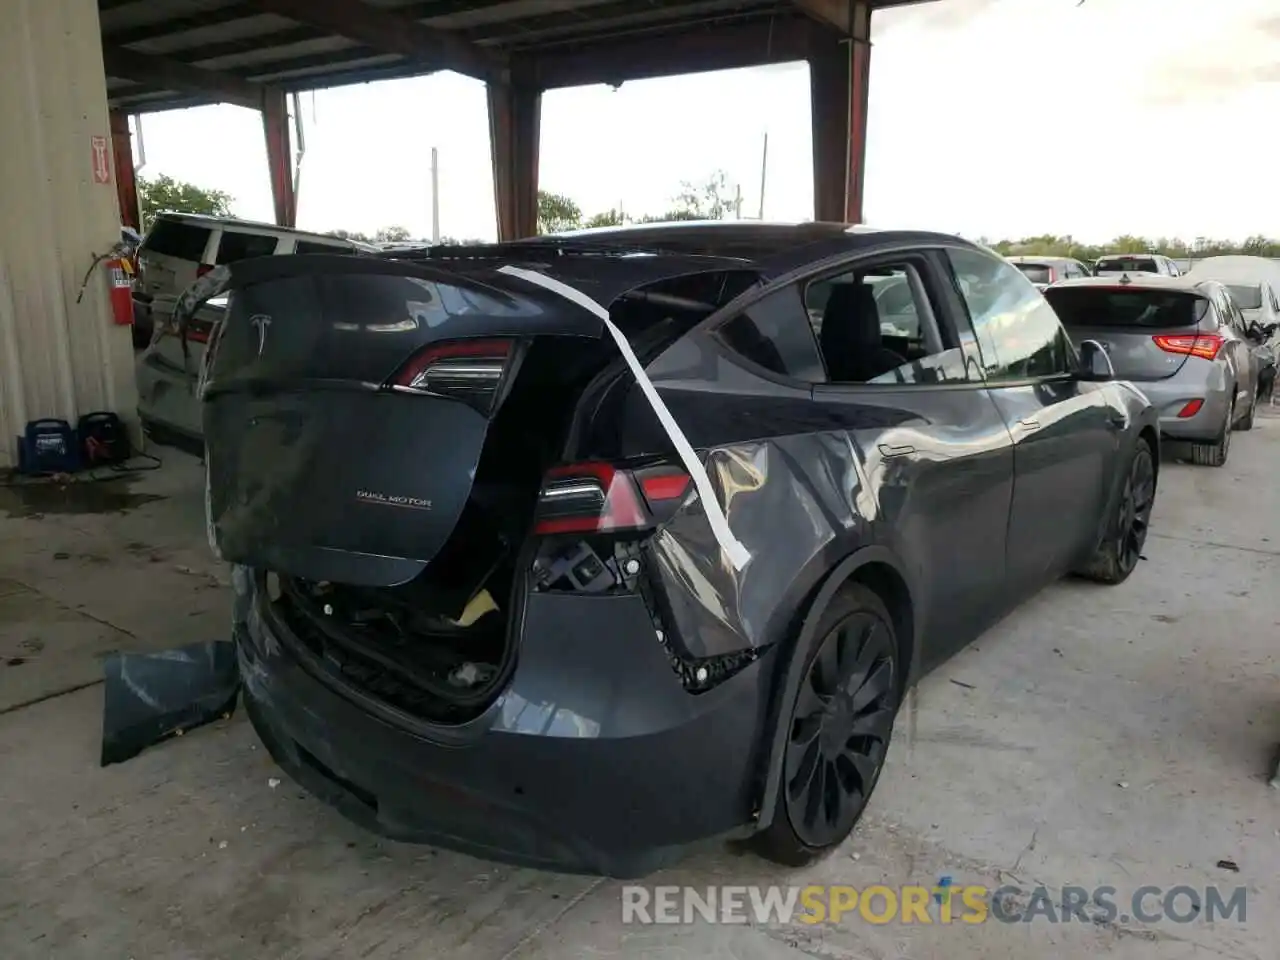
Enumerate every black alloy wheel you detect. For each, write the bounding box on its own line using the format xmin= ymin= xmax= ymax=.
xmin=783 ymin=607 xmax=897 ymax=849
xmin=1113 ymin=440 xmax=1156 ymax=578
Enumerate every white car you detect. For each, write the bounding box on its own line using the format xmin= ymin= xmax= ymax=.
xmin=1094 ymin=253 xmax=1182 ymax=277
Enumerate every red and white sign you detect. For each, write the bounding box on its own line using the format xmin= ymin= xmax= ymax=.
xmin=90 ymin=135 xmax=110 ymax=184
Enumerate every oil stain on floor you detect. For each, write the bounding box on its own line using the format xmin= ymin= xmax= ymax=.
xmin=0 ymin=475 xmax=164 ymax=519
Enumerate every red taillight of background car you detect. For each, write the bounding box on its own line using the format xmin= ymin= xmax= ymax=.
xmin=533 ymin=463 xmax=693 ymax=536
xmin=1176 ymin=399 xmax=1205 ymax=418
xmin=1152 ymin=333 xmax=1224 ymax=361
xmin=390 ymin=339 xmax=514 ymax=414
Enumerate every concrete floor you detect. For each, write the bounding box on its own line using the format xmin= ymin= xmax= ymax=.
xmin=1 ymin=415 xmax=1278 ymax=960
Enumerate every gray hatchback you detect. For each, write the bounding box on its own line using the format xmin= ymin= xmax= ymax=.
xmin=1045 ymin=275 xmax=1258 ymax=467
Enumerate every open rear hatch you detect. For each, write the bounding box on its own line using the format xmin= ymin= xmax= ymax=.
xmin=199 ymin=254 xmax=614 ymax=587
xmin=196 ymin=251 xmax=757 ymax=719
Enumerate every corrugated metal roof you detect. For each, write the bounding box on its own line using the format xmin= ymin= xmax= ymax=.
xmin=100 ymin=0 xmax=925 ymax=112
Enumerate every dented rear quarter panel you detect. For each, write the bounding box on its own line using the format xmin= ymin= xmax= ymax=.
xmin=615 ymin=326 xmax=1018 ymax=686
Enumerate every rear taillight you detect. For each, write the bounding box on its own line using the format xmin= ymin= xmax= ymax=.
xmin=390 ymin=339 xmax=514 ymax=414
xmin=1048 ymin=267 xmax=1058 ymax=284
xmin=1177 ymin=399 xmax=1204 ymax=418
xmin=1153 ymin=333 xmax=1224 ymax=361
xmin=533 ymin=463 xmax=692 ymax=536
xmin=195 ymin=263 xmax=213 ymax=278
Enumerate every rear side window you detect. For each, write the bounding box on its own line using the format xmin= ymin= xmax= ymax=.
xmin=716 ymin=286 xmax=826 ymax=381
xmin=1013 ymin=263 xmax=1053 ymax=284
xmin=295 ymin=240 xmax=351 ymax=255
xmin=1224 ymin=284 xmax=1263 ymax=310
xmin=141 ymin=219 xmax=211 ymax=262
xmin=1045 ymin=287 xmax=1209 ymax=328
xmin=216 ymin=232 xmax=278 ymax=264
xmin=1096 ymin=257 xmax=1158 ymax=275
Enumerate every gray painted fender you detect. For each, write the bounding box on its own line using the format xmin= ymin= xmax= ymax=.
xmin=753 ymin=544 xmax=918 ymax=832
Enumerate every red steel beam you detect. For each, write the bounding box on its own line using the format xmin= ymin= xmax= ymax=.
xmin=109 ymin=109 xmax=140 ymax=230
xmin=262 ymin=88 xmax=297 ymax=227
xmin=487 ymin=71 xmax=541 ymax=241
xmin=808 ymin=17 xmax=871 ymax=223
xmin=252 ymin=0 xmax=505 ymax=82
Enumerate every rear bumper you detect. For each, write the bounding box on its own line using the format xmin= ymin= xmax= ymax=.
xmin=235 ymin=578 xmax=773 ymax=877
xmin=1134 ymin=361 xmax=1232 ymax=441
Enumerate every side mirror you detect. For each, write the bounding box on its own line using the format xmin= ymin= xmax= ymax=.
xmin=1076 ymin=339 xmax=1114 ymax=381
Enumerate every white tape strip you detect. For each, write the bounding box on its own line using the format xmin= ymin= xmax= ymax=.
xmin=499 ymin=264 xmax=751 ymax=571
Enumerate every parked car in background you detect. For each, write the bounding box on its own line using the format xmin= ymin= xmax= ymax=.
xmin=1185 ymin=256 xmax=1280 ymax=405
xmin=1094 ymin=253 xmax=1182 ymax=277
xmin=184 ymin=222 xmax=1159 ymax=876
xmin=135 ymin=217 xmax=376 ymax=448
xmin=1006 ymin=255 xmax=1092 ymax=290
xmin=131 ymin=213 xmax=375 ymax=349
xmin=1045 ymin=274 xmax=1258 ymax=466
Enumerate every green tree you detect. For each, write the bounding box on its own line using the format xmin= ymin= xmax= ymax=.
xmin=584 ymin=208 xmax=625 ymax=229
xmin=138 ymin=174 xmax=233 ymax=227
xmin=537 ymin=191 xmax=582 ymax=234
xmin=670 ymin=170 xmax=738 ymax=220
xmin=328 ymin=228 xmax=373 ymax=243
xmin=375 ymin=225 xmax=412 ymax=242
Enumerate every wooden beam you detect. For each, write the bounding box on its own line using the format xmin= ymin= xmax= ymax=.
xmin=532 ymin=16 xmax=813 ymax=89
xmin=792 ymin=0 xmax=870 ymax=39
xmin=101 ymin=46 xmax=264 ymax=110
xmin=251 ymin=0 xmax=505 ymax=81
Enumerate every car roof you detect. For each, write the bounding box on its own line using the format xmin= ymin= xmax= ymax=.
xmin=1049 ymin=275 xmax=1210 ymax=293
xmin=1094 ymin=253 xmax=1165 ymax=261
xmin=1184 ymin=256 xmax=1280 ymax=284
xmin=391 ymin=221 xmax=979 ymax=278
xmin=1007 ymin=255 xmax=1078 ymax=263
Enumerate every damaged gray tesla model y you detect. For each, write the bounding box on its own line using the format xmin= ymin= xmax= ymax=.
xmin=185 ymin=222 xmax=1159 ymax=878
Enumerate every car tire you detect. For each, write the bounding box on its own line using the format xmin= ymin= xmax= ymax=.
xmin=1075 ymin=436 xmax=1156 ymax=585
xmin=1237 ymin=393 xmax=1256 ymax=431
xmin=1189 ymin=401 xmax=1232 ymax=467
xmin=751 ymin=583 xmax=900 ymax=868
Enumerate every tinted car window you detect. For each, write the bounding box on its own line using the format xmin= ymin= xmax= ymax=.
xmin=1013 ymin=263 xmax=1053 ymax=284
xmin=141 ymin=219 xmax=212 ymax=262
xmin=948 ymin=248 xmax=1073 ymax=380
xmin=296 ymin=240 xmax=352 ymax=256
xmin=716 ymin=285 xmax=826 ymax=382
xmin=1096 ymin=257 xmax=1158 ymax=275
xmin=1224 ymin=284 xmax=1263 ymax=311
xmin=216 ymin=232 xmax=279 ymax=264
xmin=1045 ymin=287 xmax=1210 ymax=328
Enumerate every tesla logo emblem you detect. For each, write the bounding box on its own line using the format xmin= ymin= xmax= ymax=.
xmin=250 ymin=314 xmax=272 ymax=356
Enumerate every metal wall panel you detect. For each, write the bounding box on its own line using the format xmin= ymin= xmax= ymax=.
xmin=0 ymin=0 xmax=138 ymax=468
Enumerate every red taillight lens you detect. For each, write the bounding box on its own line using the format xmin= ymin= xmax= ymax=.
xmin=1153 ymin=333 xmax=1224 ymax=361
xmin=390 ymin=339 xmax=513 ymax=414
xmin=533 ymin=463 xmax=693 ymax=537
xmin=195 ymin=263 xmax=213 ymax=278
xmin=1048 ymin=267 xmax=1058 ymax=284
xmin=1177 ymin=399 xmax=1204 ymax=418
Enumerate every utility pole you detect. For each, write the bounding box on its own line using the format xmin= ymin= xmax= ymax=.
xmin=430 ymin=146 xmax=441 ymax=243
xmin=758 ymin=131 xmax=769 ymax=220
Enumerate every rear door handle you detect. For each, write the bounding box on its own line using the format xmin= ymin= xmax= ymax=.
xmin=1018 ymin=417 xmax=1040 ymax=431
xmin=878 ymin=443 xmax=916 ymax=459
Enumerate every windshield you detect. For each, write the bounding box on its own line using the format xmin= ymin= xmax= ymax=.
xmin=1096 ymin=257 xmax=1158 ymax=275
xmin=1013 ymin=263 xmax=1053 ymax=284
xmin=1224 ymin=284 xmax=1263 ymax=311
xmin=1045 ymin=287 xmax=1209 ymax=328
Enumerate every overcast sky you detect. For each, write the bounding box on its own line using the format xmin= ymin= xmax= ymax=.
xmin=133 ymin=0 xmax=1280 ymax=244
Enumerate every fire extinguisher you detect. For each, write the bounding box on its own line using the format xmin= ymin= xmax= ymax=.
xmin=105 ymin=257 xmax=135 ymax=326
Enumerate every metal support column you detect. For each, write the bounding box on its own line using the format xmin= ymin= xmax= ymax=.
xmin=808 ymin=9 xmax=871 ymax=224
xmin=487 ymin=68 xmax=541 ymax=241
xmin=261 ymin=87 xmax=296 ymax=227
xmin=109 ymin=109 xmax=140 ymax=230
